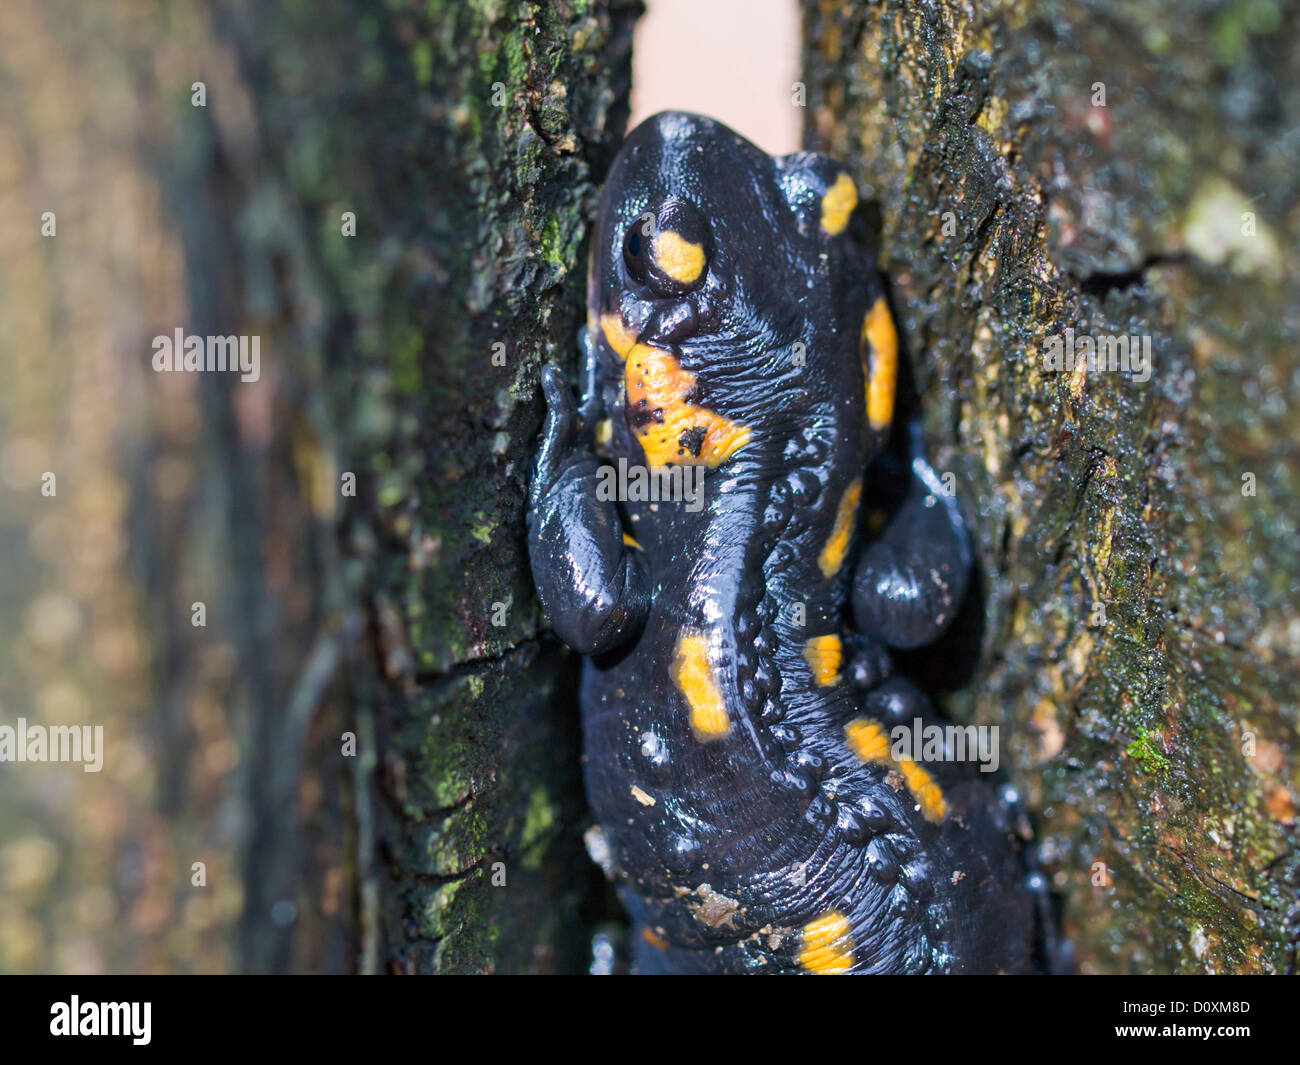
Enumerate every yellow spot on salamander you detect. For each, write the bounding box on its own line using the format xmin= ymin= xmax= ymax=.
xmin=621 ymin=531 xmax=642 ymax=550
xmin=861 ymin=297 xmax=898 ymax=430
xmin=653 ymin=230 xmax=705 ymax=284
xmin=844 ymin=717 xmax=892 ymax=763
xmin=898 ymin=760 xmax=947 ymax=823
xmin=595 ymin=418 xmax=612 ymax=449
xmin=602 ymin=314 xmax=751 ymax=469
xmin=600 ymin=313 xmax=639 ymax=359
xmin=844 ymin=716 xmax=947 ymax=823
xmin=671 ymin=631 xmax=731 ymax=741
xmin=798 ymin=911 xmax=854 ymax=974
xmin=818 ymin=477 xmax=862 ymax=578
xmin=803 ymin=634 xmax=843 ymax=687
xmin=820 ymin=173 xmax=858 ymax=236
xmin=641 ymin=926 xmax=669 ymax=950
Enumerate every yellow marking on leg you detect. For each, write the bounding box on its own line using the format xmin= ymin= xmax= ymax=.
xmin=818 ymin=477 xmax=862 ymax=578
xmin=861 ymin=297 xmax=898 ymax=430
xmin=803 ymin=634 xmax=843 ymax=687
xmin=621 ymin=531 xmax=642 ymax=550
xmin=652 ymin=230 xmax=705 ymax=284
xmin=798 ymin=911 xmax=854 ymax=974
xmin=595 ymin=418 xmax=612 ymax=449
xmin=844 ymin=716 xmax=947 ymax=823
xmin=820 ymin=173 xmax=859 ymax=236
xmin=671 ymin=631 xmax=731 ymax=741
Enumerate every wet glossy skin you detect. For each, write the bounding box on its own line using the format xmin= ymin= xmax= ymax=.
xmin=528 ymin=112 xmax=1042 ymax=973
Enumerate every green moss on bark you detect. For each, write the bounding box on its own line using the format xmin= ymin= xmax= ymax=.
xmin=216 ymin=0 xmax=638 ymax=971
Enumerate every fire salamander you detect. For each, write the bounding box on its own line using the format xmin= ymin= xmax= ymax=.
xmin=528 ymin=112 xmax=1050 ymax=973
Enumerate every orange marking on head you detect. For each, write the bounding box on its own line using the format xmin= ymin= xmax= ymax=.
xmin=600 ymin=314 xmax=750 ymax=468
xmin=652 ymin=230 xmax=705 ymax=284
xmin=818 ymin=477 xmax=862 ymax=578
xmin=798 ymin=911 xmax=854 ymax=974
xmin=861 ymin=297 xmax=898 ymax=430
xmin=623 ymin=345 xmax=750 ymax=469
xmin=600 ymin=313 xmax=639 ymax=360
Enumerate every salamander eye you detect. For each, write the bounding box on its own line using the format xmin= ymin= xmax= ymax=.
xmin=621 ymin=199 xmax=711 ymax=296
xmin=623 ymin=218 xmax=654 ymax=284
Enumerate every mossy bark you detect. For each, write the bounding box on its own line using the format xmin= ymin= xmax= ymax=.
xmin=207 ymin=0 xmax=638 ymax=971
xmin=802 ymin=0 xmax=1299 ymax=973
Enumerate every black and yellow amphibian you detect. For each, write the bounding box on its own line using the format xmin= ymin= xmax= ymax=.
xmin=528 ymin=112 xmax=1042 ymax=973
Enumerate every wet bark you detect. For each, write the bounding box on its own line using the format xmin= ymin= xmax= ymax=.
xmin=802 ymin=0 xmax=1299 ymax=973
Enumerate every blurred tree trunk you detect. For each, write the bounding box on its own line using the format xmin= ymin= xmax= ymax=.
xmin=801 ymin=0 xmax=1299 ymax=973
xmin=0 ymin=0 xmax=635 ymax=975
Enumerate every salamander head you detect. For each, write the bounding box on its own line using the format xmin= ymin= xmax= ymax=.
xmin=589 ymin=111 xmax=885 ymax=456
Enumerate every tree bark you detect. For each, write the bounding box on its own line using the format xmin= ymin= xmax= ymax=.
xmin=802 ymin=0 xmax=1299 ymax=973
xmin=206 ymin=0 xmax=640 ymax=972
xmin=0 ymin=0 xmax=636 ymax=975
xmin=7 ymin=0 xmax=1294 ymax=978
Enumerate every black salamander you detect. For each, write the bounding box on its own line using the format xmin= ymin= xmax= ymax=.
xmin=528 ymin=111 xmax=1046 ymax=974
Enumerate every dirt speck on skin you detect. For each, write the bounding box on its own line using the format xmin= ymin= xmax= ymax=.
xmin=689 ymin=883 xmax=741 ymax=928
xmin=758 ymin=923 xmax=794 ymax=950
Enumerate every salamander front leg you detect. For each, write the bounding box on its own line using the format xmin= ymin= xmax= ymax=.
xmin=852 ymin=433 xmax=971 ymax=650
xmin=527 ymin=364 xmax=649 ymax=655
